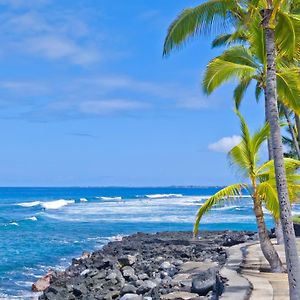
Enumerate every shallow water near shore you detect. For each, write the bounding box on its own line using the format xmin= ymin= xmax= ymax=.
xmin=1 ymin=186 xmax=299 ymax=299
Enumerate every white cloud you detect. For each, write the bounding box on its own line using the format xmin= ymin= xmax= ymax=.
xmin=77 ymin=75 xmax=208 ymax=109
xmin=208 ymin=135 xmax=242 ymax=153
xmin=78 ymin=99 xmax=147 ymax=115
xmin=0 ymin=74 xmax=210 ymax=120
xmin=0 ymin=6 xmax=102 ymax=65
xmin=25 ymin=36 xmax=100 ymax=64
xmin=176 ymin=96 xmax=209 ymax=109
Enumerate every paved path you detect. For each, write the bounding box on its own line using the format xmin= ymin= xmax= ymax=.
xmin=220 ymin=242 xmax=253 ymax=299
xmin=219 ymin=239 xmax=300 ymax=299
xmin=241 ymin=239 xmax=300 ymax=300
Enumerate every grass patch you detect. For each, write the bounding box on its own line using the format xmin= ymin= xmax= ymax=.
xmin=293 ymin=215 xmax=300 ymax=224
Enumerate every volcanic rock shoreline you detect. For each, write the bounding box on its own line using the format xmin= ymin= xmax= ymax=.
xmin=39 ymin=231 xmax=257 ymax=300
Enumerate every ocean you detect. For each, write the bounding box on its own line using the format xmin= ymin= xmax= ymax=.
xmin=0 ymin=186 xmax=296 ymax=299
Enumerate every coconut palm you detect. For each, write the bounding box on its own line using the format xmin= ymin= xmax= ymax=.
xmin=260 ymin=4 xmax=300 ymax=297
xmin=163 ymin=2 xmax=300 ymax=297
xmin=202 ymin=21 xmax=300 ymax=244
xmin=194 ymin=111 xmax=300 ymax=272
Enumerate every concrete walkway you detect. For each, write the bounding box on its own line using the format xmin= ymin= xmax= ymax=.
xmin=220 ymin=242 xmax=253 ymax=299
xmin=241 ymin=239 xmax=300 ymax=299
xmin=220 ymin=239 xmax=300 ymax=299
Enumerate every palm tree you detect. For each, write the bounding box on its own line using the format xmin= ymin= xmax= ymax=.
xmin=193 ymin=111 xmax=300 ymax=272
xmin=260 ymin=4 xmax=300 ymax=298
xmin=163 ymin=2 xmax=300 ymax=297
xmin=202 ymin=22 xmax=300 ymax=244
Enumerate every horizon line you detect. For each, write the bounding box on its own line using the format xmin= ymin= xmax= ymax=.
xmin=0 ymin=185 xmax=226 ymax=188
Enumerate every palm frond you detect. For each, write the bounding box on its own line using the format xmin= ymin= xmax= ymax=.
xmin=228 ymin=110 xmax=255 ymax=176
xmin=194 ymin=183 xmax=245 ymax=235
xmin=163 ymin=0 xmax=242 ymax=56
xmin=211 ymin=30 xmax=247 ymax=48
xmin=252 ymin=122 xmax=270 ymax=156
xmin=203 ymin=46 xmax=257 ymax=94
xmin=234 ymin=77 xmax=252 ymax=108
xmin=247 ymin=14 xmax=266 ymax=65
xmin=277 ymin=68 xmax=300 ymax=114
xmin=257 ymin=181 xmax=280 ymax=219
xmin=255 ymin=82 xmax=263 ymax=102
xmin=276 ymin=12 xmax=300 ymax=60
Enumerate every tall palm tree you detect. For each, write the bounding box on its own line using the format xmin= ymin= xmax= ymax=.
xmin=194 ymin=111 xmax=300 ymax=272
xmin=163 ymin=2 xmax=300 ymax=297
xmin=259 ymin=4 xmax=300 ymax=298
xmin=202 ymin=21 xmax=300 ymax=244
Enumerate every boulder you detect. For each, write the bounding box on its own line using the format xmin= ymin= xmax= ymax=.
xmin=160 ymin=262 xmax=173 ymax=270
xmin=137 ymin=280 xmax=157 ymax=294
xmin=161 ymin=291 xmax=200 ymax=300
xmin=121 ymin=284 xmax=137 ymax=295
xmin=191 ymin=268 xmax=216 ymax=296
xmin=120 ymin=294 xmax=143 ymax=300
xmin=138 ymin=273 xmax=149 ymax=280
xmin=294 ymin=223 xmax=300 ymax=237
xmin=118 ymin=255 xmax=137 ymax=266
xmin=32 ymin=272 xmax=52 ymax=292
xmin=81 ymin=251 xmax=91 ymax=259
xmin=122 ymin=266 xmax=137 ymax=281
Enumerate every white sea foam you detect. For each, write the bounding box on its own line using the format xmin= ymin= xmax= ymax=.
xmin=80 ymin=198 xmax=88 ymax=202
xmin=98 ymin=196 xmax=122 ymax=201
xmin=26 ymin=216 xmax=38 ymax=221
xmin=15 ymin=281 xmax=33 ymax=287
xmin=145 ymin=194 xmax=183 ymax=199
xmin=9 ymin=222 xmax=19 ymax=226
xmin=110 ymin=234 xmax=126 ymax=241
xmin=262 ymin=207 xmax=272 ymax=215
xmin=211 ymin=205 xmax=240 ymax=211
xmin=18 ymin=199 xmax=75 ymax=210
xmin=40 ymin=199 xmax=75 ymax=210
xmin=17 ymin=201 xmax=41 ymax=207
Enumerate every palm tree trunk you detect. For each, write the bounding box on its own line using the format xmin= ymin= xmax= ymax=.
xmin=264 ymin=90 xmax=284 ymax=244
xmin=283 ymin=105 xmax=300 ymax=159
xmin=264 ymin=89 xmax=274 ymax=160
xmin=261 ymin=9 xmax=300 ymax=299
xmin=295 ymin=114 xmax=300 ymax=144
xmin=275 ymin=218 xmax=284 ymax=245
xmin=253 ymin=198 xmax=284 ymax=272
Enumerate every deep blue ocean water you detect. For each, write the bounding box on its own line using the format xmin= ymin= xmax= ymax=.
xmin=0 ymin=186 xmax=297 ymax=299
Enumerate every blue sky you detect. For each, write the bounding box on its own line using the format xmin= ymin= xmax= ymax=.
xmin=0 ymin=0 xmax=266 ymax=186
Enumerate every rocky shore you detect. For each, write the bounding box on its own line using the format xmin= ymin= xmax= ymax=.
xmin=39 ymin=231 xmax=257 ymax=300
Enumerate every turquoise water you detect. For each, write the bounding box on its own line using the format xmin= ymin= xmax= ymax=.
xmin=0 ymin=187 xmax=293 ymax=299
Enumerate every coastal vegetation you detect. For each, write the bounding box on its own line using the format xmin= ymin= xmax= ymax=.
xmin=193 ymin=111 xmax=300 ymax=272
xmin=164 ymin=0 xmax=300 ymax=298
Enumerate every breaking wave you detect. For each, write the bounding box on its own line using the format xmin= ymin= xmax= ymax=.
xmin=17 ymin=199 xmax=75 ymax=210
xmin=145 ymin=194 xmax=183 ymax=199
xmin=98 ymin=196 xmax=122 ymax=201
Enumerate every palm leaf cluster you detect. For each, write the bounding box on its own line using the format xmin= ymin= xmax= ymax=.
xmin=194 ymin=113 xmax=300 ymax=235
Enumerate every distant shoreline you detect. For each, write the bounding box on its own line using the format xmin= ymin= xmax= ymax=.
xmin=0 ymin=185 xmax=226 ymax=189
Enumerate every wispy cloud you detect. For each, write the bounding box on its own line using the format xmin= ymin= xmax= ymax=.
xmin=208 ymin=135 xmax=241 ymax=153
xmin=25 ymin=36 xmax=100 ymax=64
xmin=0 ymin=74 xmax=211 ymax=121
xmin=0 ymin=5 xmax=102 ymax=65
xmin=77 ymin=75 xmax=208 ymax=110
xmin=78 ymin=99 xmax=148 ymax=115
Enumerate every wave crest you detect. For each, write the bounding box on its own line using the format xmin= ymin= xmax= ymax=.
xmin=145 ymin=194 xmax=183 ymax=199
xmin=41 ymin=199 xmax=75 ymax=210
xmin=98 ymin=196 xmax=122 ymax=201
